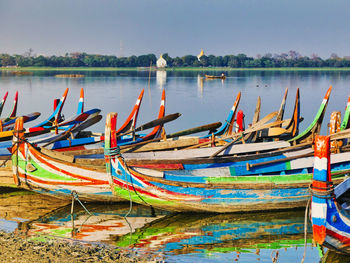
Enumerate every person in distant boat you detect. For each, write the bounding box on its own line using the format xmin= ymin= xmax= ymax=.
xmin=221 ymin=73 xmax=225 ymax=77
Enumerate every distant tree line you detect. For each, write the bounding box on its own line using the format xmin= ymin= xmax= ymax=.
xmin=1 ymin=50 xmax=350 ymax=68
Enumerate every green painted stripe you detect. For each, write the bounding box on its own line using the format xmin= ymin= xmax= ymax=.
xmin=206 ymin=173 xmax=312 ymax=184
xmin=341 ymin=101 xmax=350 ymax=130
xmin=290 ymin=93 xmax=329 ymax=142
xmin=286 ymin=160 xmax=291 ymax=171
xmin=17 ymin=157 xmax=77 ymax=182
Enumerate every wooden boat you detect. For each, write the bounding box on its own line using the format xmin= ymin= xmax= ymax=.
xmin=205 ymin=74 xmax=226 ymax=80
xmin=11 ymin=117 xmax=122 ymax=202
xmin=44 ymin=89 xmax=179 ymax=154
xmin=73 ymin=86 xmax=332 ymax=171
xmin=311 ymin=135 xmax=350 ymax=255
xmin=104 ymin=112 xmax=346 ymax=213
xmin=0 ymin=87 xmax=104 ymax=156
xmin=55 ymin=74 xmax=84 ymax=78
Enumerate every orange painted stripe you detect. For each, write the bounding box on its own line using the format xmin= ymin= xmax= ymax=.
xmin=27 ymin=144 xmax=106 ymax=184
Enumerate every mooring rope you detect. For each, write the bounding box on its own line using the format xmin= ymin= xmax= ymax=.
xmin=308 ymin=182 xmax=334 ymax=199
xmin=301 ymin=198 xmax=311 ymax=263
xmin=70 ymin=190 xmax=93 ymax=236
xmin=71 ymin=190 xmax=92 ymax=216
xmin=12 ymin=129 xmax=27 ymax=186
xmin=104 ymin=145 xmax=134 ymax=242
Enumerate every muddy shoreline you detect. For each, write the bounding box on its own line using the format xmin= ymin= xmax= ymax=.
xmin=0 ymin=231 xmax=151 ymax=262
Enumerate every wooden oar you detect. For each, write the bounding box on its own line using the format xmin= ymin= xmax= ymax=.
xmin=209 ymin=111 xmax=279 ymax=157
xmin=244 ymin=96 xmax=261 ymax=142
xmin=275 ymin=87 xmax=288 ymax=122
xmin=186 ymin=111 xmax=279 ymax=151
xmin=167 ymin=122 xmax=222 ymax=138
xmin=246 ymin=151 xmax=314 ymax=170
xmin=289 ymin=86 xmax=332 ymax=143
xmin=116 ymin=113 xmax=181 ymax=138
xmin=42 ymin=115 xmax=103 ymax=147
xmin=120 ymin=121 xmax=222 ymax=151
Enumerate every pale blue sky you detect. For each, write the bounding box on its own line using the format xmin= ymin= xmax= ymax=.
xmin=1 ymin=0 xmax=349 ymax=58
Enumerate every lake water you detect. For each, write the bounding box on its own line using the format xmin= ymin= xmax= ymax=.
xmin=1 ymin=69 xmax=350 ymax=262
xmin=1 ymin=70 xmax=350 ymax=135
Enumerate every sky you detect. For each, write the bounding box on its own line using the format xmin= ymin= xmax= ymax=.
xmin=1 ymin=0 xmax=349 ymax=58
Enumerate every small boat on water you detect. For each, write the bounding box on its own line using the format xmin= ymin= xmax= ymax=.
xmin=55 ymin=74 xmax=84 ymax=78
xmin=205 ymin=73 xmax=226 ymax=79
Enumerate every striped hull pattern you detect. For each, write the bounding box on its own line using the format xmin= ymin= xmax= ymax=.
xmin=103 ymin=113 xmax=346 ymax=213
xmin=160 ymin=149 xmax=350 ymax=177
xmin=12 ymin=141 xmax=121 ymax=202
xmin=109 ymin=156 xmax=316 ymax=213
xmin=311 ymin=135 xmax=350 ymax=255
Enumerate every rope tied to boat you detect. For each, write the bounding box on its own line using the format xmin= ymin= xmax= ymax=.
xmin=308 ymin=182 xmax=335 ymax=199
xmin=301 ymin=198 xmax=311 ymax=263
xmin=12 ymin=129 xmax=27 ymax=186
xmin=70 ymin=190 xmax=92 ymax=237
xmin=104 ymin=145 xmax=121 ymax=157
xmin=71 ymin=190 xmax=92 ymax=216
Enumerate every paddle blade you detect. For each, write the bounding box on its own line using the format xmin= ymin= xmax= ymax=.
xmin=135 ymin=113 xmax=181 ymax=132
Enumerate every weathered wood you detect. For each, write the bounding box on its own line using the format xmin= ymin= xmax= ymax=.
xmin=276 ymin=87 xmax=288 ymax=122
xmin=290 ymin=86 xmax=331 ymax=143
xmin=40 ymin=147 xmax=75 ymax=163
xmin=123 ymin=137 xmax=200 ymax=153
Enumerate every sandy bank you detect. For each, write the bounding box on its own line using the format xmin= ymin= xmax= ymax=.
xmin=0 ymin=231 xmax=151 ymax=263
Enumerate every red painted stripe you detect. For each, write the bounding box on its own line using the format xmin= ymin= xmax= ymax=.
xmin=112 ymin=177 xmax=159 ymax=198
xmin=312 ymin=181 xmax=329 ymax=190
xmin=327 ymin=228 xmax=350 ymax=246
xmin=132 ymin=163 xmax=184 ymax=170
xmin=55 ymin=146 xmax=86 ymax=152
xmin=17 ymin=171 xmax=107 ymax=186
xmin=198 ymin=138 xmax=210 ymax=144
xmin=313 ymin=224 xmax=326 ymax=244
xmin=28 ymin=144 xmax=107 ymax=184
xmin=128 ymin=168 xmax=202 ymax=199
xmin=116 ymin=89 xmax=144 ymax=134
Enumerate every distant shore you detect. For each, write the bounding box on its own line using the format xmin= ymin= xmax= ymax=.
xmin=2 ymin=67 xmax=350 ymax=72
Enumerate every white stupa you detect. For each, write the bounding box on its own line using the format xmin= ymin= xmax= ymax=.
xmin=156 ymin=54 xmax=167 ymax=68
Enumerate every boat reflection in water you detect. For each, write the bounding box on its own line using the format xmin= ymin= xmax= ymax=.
xmin=18 ymin=203 xmax=329 ymax=262
xmin=115 ymin=210 xmax=311 ymax=254
xmin=19 ymin=203 xmax=169 ymax=245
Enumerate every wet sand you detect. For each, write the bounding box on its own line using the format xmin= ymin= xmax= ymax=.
xmin=0 ymin=231 xmax=147 ymax=263
xmin=0 ymin=185 xmax=162 ymax=262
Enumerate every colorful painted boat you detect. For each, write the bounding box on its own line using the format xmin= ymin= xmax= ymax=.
xmin=74 ymin=86 xmax=334 ymax=173
xmin=311 ymin=135 xmax=350 ymax=255
xmin=11 ymin=117 xmax=122 ymax=202
xmin=104 ymin=112 xmax=345 ymax=213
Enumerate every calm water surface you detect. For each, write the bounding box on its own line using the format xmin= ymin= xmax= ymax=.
xmin=1 ymin=70 xmax=350 ymax=262
xmin=0 ymin=70 xmax=350 ymax=135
